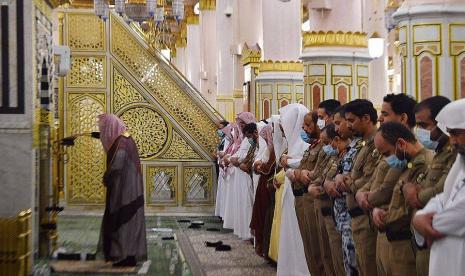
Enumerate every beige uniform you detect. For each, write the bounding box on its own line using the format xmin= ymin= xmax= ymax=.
xmin=310 ymin=150 xmax=337 ymax=276
xmin=346 ymin=135 xmax=379 ymax=276
xmin=322 ymin=155 xmax=346 ymax=276
xmin=358 ymin=159 xmax=403 ymax=276
xmin=382 ymin=149 xmax=433 ymax=276
xmin=414 ymin=141 xmax=456 ymax=276
xmin=293 ymin=140 xmax=324 ymax=275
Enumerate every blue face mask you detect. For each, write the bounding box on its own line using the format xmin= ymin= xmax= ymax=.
xmin=300 ymin=131 xmax=310 ymax=143
xmin=323 ymin=144 xmax=338 ymax=156
xmin=385 ymin=154 xmax=407 ymax=169
xmin=217 ymin=129 xmax=225 ymax=137
xmin=415 ymin=127 xmax=439 ymax=150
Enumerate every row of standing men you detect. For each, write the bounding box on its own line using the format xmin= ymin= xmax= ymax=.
xmin=215 ymin=94 xmax=465 ymax=276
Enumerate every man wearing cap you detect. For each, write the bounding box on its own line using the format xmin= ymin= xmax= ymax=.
xmin=413 ymin=98 xmax=465 ymax=276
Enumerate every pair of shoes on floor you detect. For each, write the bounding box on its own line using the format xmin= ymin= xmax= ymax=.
xmin=205 ymin=241 xmax=231 ymax=251
xmin=113 ymin=256 xmax=136 ymax=267
xmin=188 ymin=221 xmax=205 ymax=229
xmin=206 ymin=227 xmax=220 ymax=232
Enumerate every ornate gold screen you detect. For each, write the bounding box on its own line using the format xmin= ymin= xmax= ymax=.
xmin=61 ymin=10 xmax=220 ymax=209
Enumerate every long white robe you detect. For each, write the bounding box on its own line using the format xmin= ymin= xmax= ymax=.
xmin=230 ymin=138 xmax=254 ymax=239
xmin=215 ymin=138 xmax=230 ymax=217
xmin=276 ymin=103 xmax=311 ymax=276
xmin=277 ymin=151 xmax=311 ymax=276
xmin=414 ymin=155 xmax=465 ymax=276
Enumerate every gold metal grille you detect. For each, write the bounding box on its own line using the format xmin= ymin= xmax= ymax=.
xmin=0 ymin=210 xmax=32 ymax=276
xmin=119 ymin=106 xmax=170 ymax=159
xmin=66 ymin=93 xmax=106 ymax=204
xmin=67 ymin=13 xmax=105 ymax=51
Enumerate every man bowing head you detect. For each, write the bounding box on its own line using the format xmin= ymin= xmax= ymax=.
xmin=412 ymin=99 xmax=465 ymax=276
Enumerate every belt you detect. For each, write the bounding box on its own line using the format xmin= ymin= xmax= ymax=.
xmin=348 ymin=207 xmax=364 ymax=218
xmin=293 ymin=187 xmax=308 ymax=197
xmin=386 ymin=228 xmax=412 ymax=242
xmin=321 ymin=207 xmax=332 ymax=217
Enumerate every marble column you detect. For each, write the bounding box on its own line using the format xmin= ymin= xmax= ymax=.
xmin=215 ymin=0 xmax=235 ymax=121
xmin=253 ymin=0 xmax=303 ymax=119
xmin=365 ymin=0 xmax=389 ymax=107
xmin=185 ymin=7 xmax=201 ymax=91
xmin=301 ymin=0 xmax=372 ymax=109
xmin=393 ymin=0 xmax=465 ymax=100
xmin=199 ymin=0 xmax=217 ymax=106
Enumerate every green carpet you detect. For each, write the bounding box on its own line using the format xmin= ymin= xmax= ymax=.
xmin=35 ymin=215 xmax=276 ymax=276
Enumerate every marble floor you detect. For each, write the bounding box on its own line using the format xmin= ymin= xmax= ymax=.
xmin=33 ymin=215 xmax=276 ymax=276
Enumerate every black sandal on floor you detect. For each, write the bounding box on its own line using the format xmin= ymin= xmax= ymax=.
xmin=205 ymin=241 xmax=223 ymax=247
xmin=206 ymin=227 xmax=220 ymax=232
xmin=215 ymin=244 xmax=231 ymax=251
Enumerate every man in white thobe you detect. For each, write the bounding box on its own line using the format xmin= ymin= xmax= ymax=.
xmin=413 ymin=98 xmax=465 ymax=276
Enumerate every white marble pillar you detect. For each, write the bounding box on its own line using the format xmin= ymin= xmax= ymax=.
xmin=393 ymin=0 xmax=465 ymax=100
xmin=215 ymin=0 xmax=235 ymax=121
xmin=301 ymin=0 xmax=371 ymax=109
xmin=365 ymin=0 xmax=389 ymax=107
xmin=173 ymin=46 xmax=187 ymax=76
xmin=199 ymin=4 xmax=217 ymax=105
xmin=254 ymin=0 xmax=303 ymax=119
xmin=186 ymin=17 xmax=201 ymax=91
xmin=0 ymin=0 xmax=35 ymax=218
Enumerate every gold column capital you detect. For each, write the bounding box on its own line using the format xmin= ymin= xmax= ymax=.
xmin=199 ymin=0 xmax=216 ymax=10
xmin=259 ymin=60 xmax=304 ymax=73
xmin=242 ymin=44 xmax=261 ymax=66
xmin=302 ymin=31 xmax=368 ymax=48
xmin=187 ymin=15 xmax=200 ymax=25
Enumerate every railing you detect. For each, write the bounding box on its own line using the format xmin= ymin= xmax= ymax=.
xmin=126 ymin=17 xmax=225 ymax=122
xmin=0 ymin=209 xmax=32 ymax=276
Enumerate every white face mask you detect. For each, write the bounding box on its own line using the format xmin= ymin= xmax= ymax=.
xmin=317 ymin=119 xmax=326 ymax=130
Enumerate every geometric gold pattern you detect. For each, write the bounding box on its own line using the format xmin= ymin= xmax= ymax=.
xmin=67 ymin=56 xmax=106 ymax=88
xmin=110 ymin=15 xmax=218 ymax=155
xmin=161 ymin=131 xmax=202 ymax=160
xmin=61 ymin=11 xmax=218 ymax=208
xmin=66 ymin=93 xmax=106 ymax=204
xmin=112 ymin=68 xmax=148 ymax=113
xmin=67 ymin=13 xmax=105 ymax=51
xmin=119 ymin=106 xmax=170 ymax=159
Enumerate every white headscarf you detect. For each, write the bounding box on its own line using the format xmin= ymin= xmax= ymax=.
xmin=436 ymin=98 xmax=465 ymax=136
xmin=257 ymin=120 xmax=268 ymax=133
xmin=435 ymin=98 xmax=465 ymax=202
xmin=279 ymin=103 xmax=309 ymax=159
xmin=271 ymin=115 xmax=284 ymax=157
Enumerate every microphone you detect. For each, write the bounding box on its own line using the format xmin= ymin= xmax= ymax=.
xmin=60 ymin=132 xmax=100 ymax=146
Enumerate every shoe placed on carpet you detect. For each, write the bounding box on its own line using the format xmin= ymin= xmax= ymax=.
xmin=162 ymin=236 xmax=175 ymax=240
xmin=205 ymin=241 xmax=223 ymax=247
xmin=206 ymin=227 xmax=220 ymax=232
xmin=177 ymin=219 xmax=191 ymax=223
xmin=191 ymin=220 xmax=204 ymax=225
xmin=215 ymin=244 xmax=231 ymax=251
xmin=113 ymin=256 xmax=137 ymax=267
xmin=57 ymin=253 xmax=81 ymax=260
xmin=188 ymin=223 xmax=201 ymax=229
